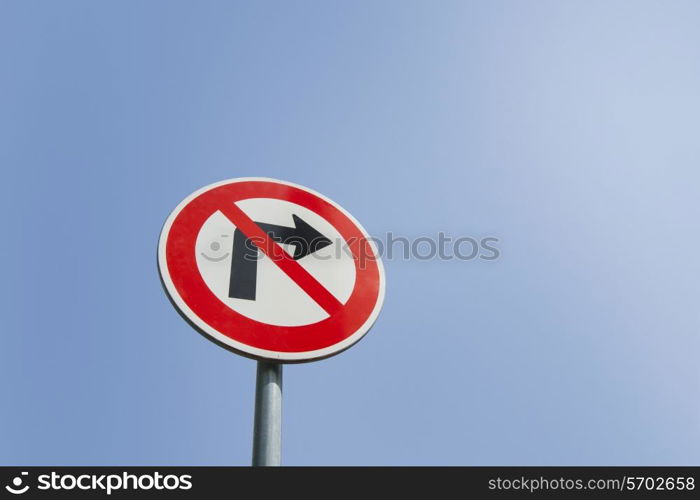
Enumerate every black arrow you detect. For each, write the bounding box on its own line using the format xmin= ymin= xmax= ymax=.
xmin=228 ymin=214 xmax=332 ymax=300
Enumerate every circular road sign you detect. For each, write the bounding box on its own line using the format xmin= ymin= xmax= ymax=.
xmin=158 ymin=178 xmax=385 ymax=362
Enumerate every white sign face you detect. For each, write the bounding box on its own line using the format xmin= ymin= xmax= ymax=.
xmin=158 ymin=178 xmax=385 ymax=362
xmin=195 ymin=198 xmax=357 ymax=326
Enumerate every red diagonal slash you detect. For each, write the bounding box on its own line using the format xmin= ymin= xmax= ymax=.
xmin=218 ymin=202 xmax=343 ymax=316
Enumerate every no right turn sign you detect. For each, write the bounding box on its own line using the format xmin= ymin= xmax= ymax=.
xmin=158 ymin=178 xmax=386 ymax=362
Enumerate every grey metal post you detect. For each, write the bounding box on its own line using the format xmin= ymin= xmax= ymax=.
xmin=252 ymin=361 xmax=283 ymax=466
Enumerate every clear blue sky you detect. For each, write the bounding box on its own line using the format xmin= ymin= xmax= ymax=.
xmin=1 ymin=1 xmax=698 ymax=465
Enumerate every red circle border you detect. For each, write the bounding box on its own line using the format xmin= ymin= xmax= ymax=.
xmin=163 ymin=180 xmax=381 ymax=354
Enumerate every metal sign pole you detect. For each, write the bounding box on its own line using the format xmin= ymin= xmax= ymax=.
xmin=252 ymin=361 xmax=283 ymax=466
